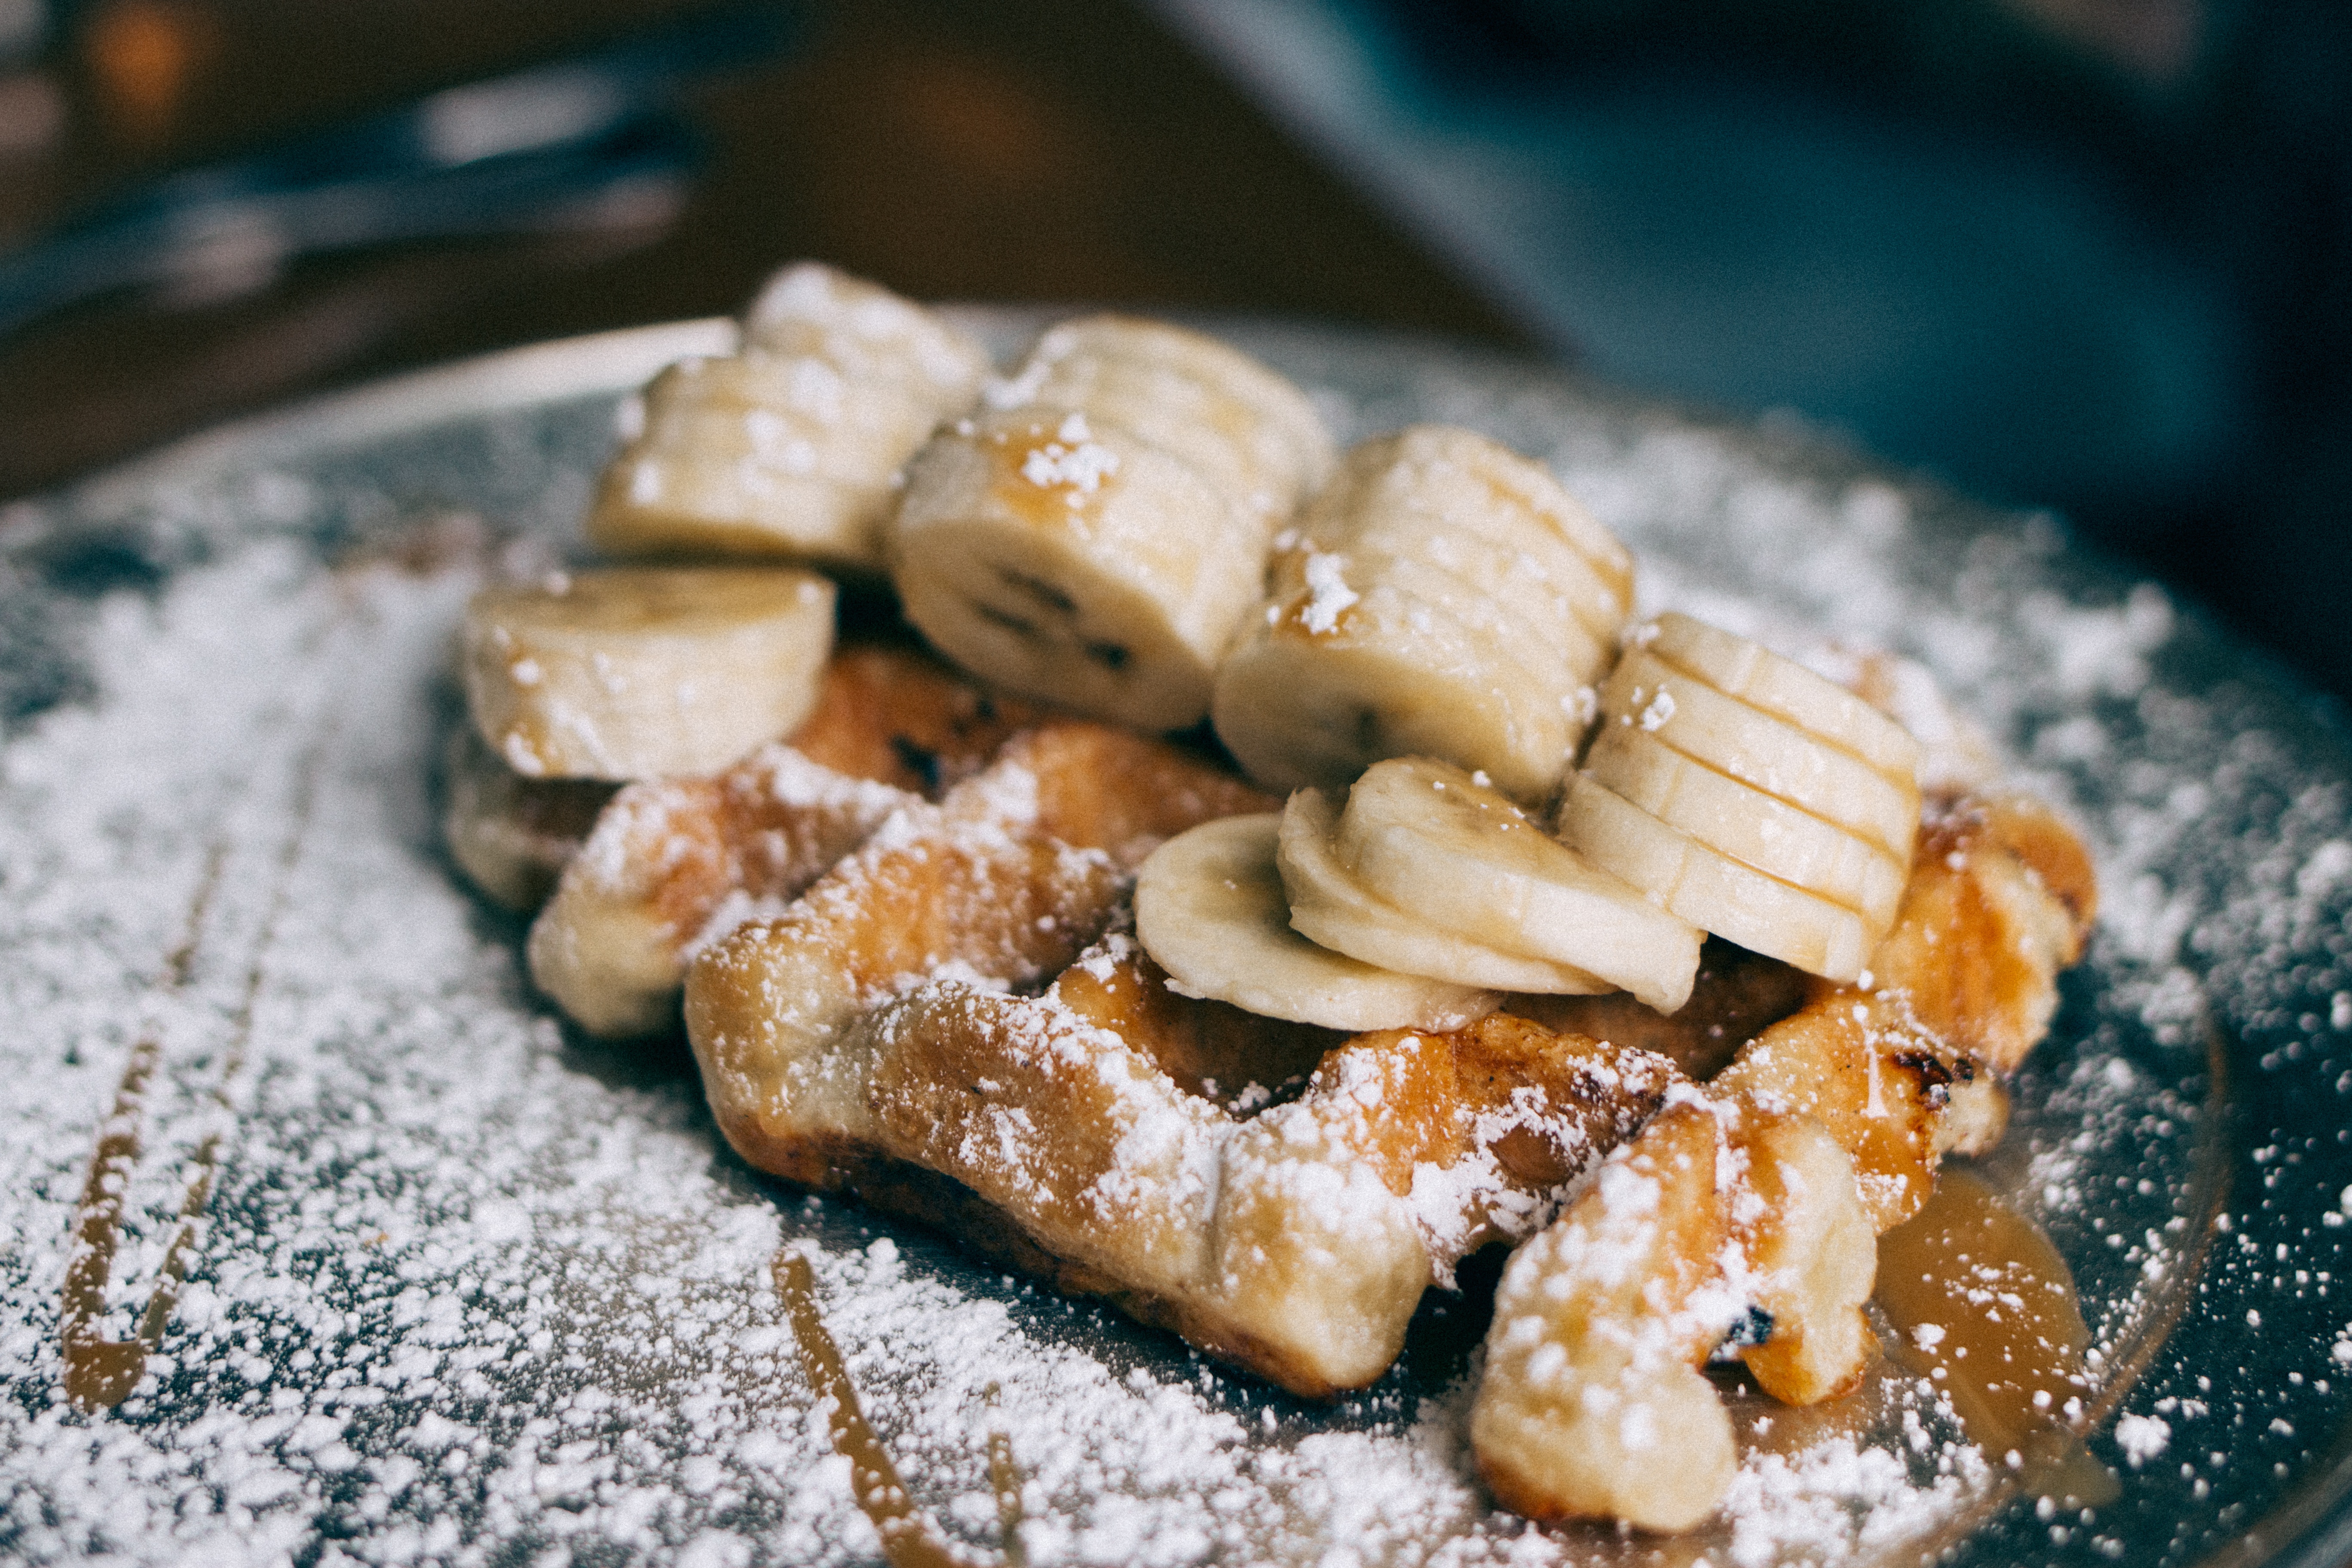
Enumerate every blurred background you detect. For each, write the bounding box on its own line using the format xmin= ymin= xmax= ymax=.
xmin=0 ymin=0 xmax=2346 ymax=692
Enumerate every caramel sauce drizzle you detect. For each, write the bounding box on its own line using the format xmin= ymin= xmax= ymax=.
xmin=61 ymin=1045 xmax=180 ymax=1410
xmin=58 ymin=732 xmax=327 ymax=1411
xmin=1876 ymin=1167 xmax=2120 ymax=1507
xmin=59 ymin=844 xmax=224 ymax=1409
xmin=983 ymin=1385 xmax=1029 ymax=1568
xmin=776 ymin=1249 xmax=1017 ymax=1567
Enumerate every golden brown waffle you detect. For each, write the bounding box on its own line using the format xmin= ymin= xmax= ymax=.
xmin=525 ymin=643 xmax=1051 ymax=1037
xmin=1471 ymin=793 xmax=2097 ymax=1531
xmin=685 ymin=730 xmax=2094 ymax=1420
xmin=685 ymin=724 xmax=1693 ymax=1396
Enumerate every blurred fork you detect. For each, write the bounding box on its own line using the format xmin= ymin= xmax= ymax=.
xmin=0 ymin=4 xmax=793 ymax=338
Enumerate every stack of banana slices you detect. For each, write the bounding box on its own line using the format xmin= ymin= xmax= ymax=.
xmin=1133 ymin=610 xmax=1926 ymax=1035
xmin=587 ymin=262 xmax=991 ymax=574
xmin=450 ymin=265 xmax=988 ymax=914
xmin=1559 ymin=612 xmax=1922 ymax=984
xmin=1109 ymin=416 xmax=1924 ymax=1038
xmin=1136 ymin=753 xmax=1704 ymax=1038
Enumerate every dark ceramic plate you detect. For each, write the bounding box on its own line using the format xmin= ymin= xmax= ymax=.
xmin=4 ymin=314 xmax=2350 ymax=1567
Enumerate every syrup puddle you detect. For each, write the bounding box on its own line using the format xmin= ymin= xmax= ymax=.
xmin=775 ymin=1249 xmax=1024 ymax=1567
xmin=1876 ymin=1166 xmax=2119 ymax=1508
xmin=58 ymin=731 xmax=328 ymax=1411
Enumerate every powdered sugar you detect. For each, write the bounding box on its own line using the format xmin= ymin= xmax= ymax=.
xmin=1019 ymin=414 xmax=1121 ymax=499
xmin=1297 ymin=551 xmax=1359 ymax=634
xmin=2113 ymin=1414 xmax=2171 ymax=1467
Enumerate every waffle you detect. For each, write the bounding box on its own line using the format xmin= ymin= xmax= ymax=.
xmin=523 ymin=643 xmax=1050 ymax=1037
xmin=684 ymin=744 xmax=2091 ymax=1435
xmin=686 ymin=723 xmax=1686 ymax=1394
xmin=1472 ymin=792 xmax=2097 ymax=1529
xmin=685 ymin=727 xmax=1766 ymax=1397
xmin=483 ymin=590 xmax=2096 ymax=1520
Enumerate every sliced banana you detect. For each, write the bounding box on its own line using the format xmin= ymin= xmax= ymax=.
xmin=1212 ymin=427 xmax=1630 ymax=801
xmin=1332 ymin=758 xmax=1701 ymax=1012
xmin=1212 ymin=562 xmax=1576 ymax=801
xmin=1582 ymin=724 xmax=1908 ymax=928
xmin=589 ymin=264 xmax=988 ymax=573
xmin=1599 ymin=649 xmax=1920 ymax=861
xmin=1345 ymin=529 xmax=1614 ymax=686
xmin=462 ymin=567 xmax=836 ymax=780
xmin=1347 ymin=541 xmax=1594 ymax=708
xmin=892 ymin=319 xmax=1331 ymax=730
xmin=891 ymin=410 xmax=1261 ymax=729
xmin=1277 ymin=789 xmax=1611 ymax=994
xmin=1556 ymin=775 xmax=1875 ymax=983
xmin=1133 ymin=814 xmax=1500 ymax=1032
xmin=1638 ymin=612 xmax=1922 ymax=781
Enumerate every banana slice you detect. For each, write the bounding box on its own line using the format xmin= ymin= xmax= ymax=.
xmin=1556 ymin=775 xmax=1875 ymax=983
xmin=1133 ymin=814 xmax=1500 ymax=1031
xmin=1332 ymin=758 xmax=1701 ymax=1011
xmin=1350 ymin=542 xmax=1594 ymax=709
xmin=1582 ymin=724 xmax=1908 ymax=928
xmin=893 ymin=319 xmax=1331 ymax=730
xmin=1639 ymin=612 xmax=1922 ymax=782
xmin=1277 ymin=789 xmax=1611 ymax=994
xmin=891 ymin=409 xmax=1262 ymax=729
xmin=1212 ymin=428 xmax=1631 ymax=801
xmin=1212 ymin=560 xmax=1577 ymax=801
xmin=1002 ymin=315 xmax=1335 ymax=521
xmin=462 ymin=567 xmax=836 ymax=780
xmin=1599 ymin=649 xmax=1920 ymax=861
xmin=589 ymin=265 xmax=988 ymax=573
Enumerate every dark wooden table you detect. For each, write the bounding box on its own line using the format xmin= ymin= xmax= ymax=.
xmin=0 ymin=0 xmax=1527 ymax=500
